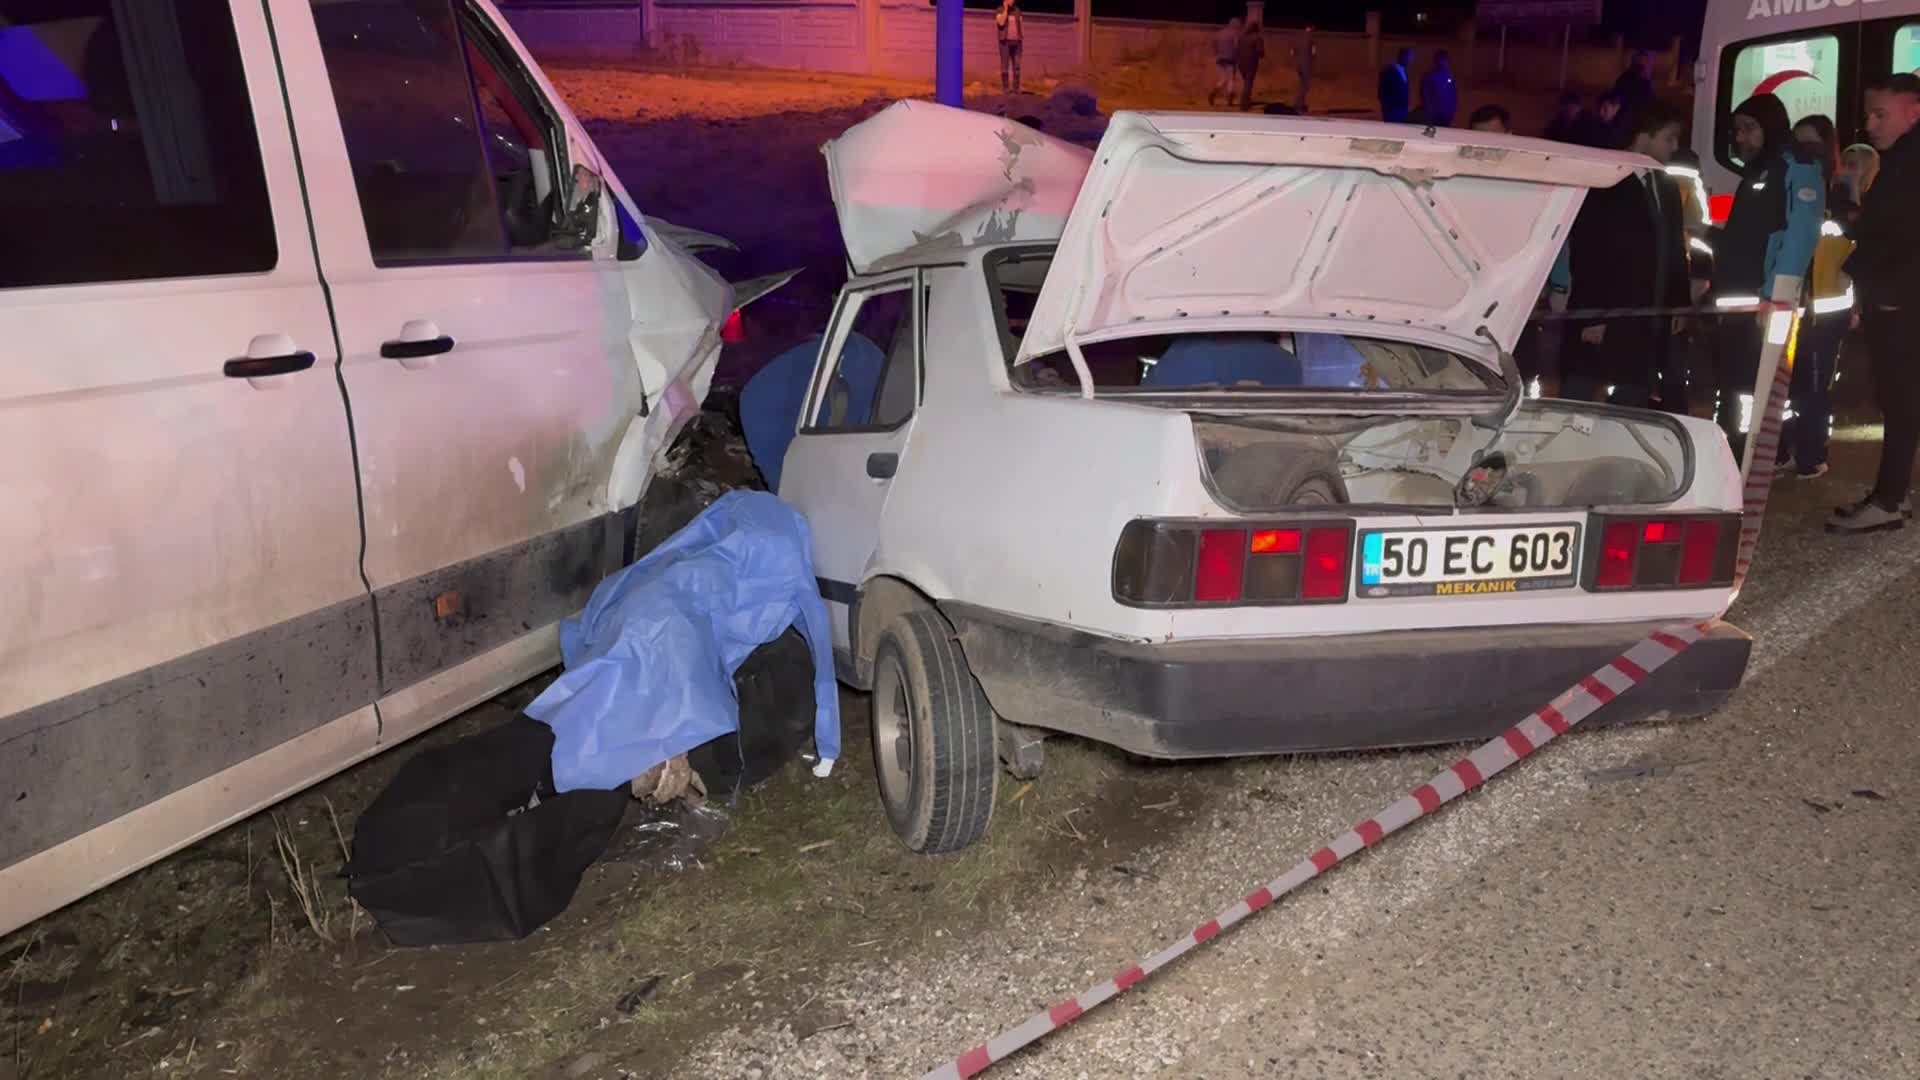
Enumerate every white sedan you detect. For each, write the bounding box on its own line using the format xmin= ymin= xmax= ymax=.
xmin=759 ymin=103 xmax=1751 ymax=854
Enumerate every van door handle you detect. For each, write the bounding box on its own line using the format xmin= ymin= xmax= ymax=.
xmin=225 ymin=333 xmax=314 ymax=388
xmin=866 ymin=452 xmax=898 ymax=479
xmin=380 ymin=320 xmax=453 ymax=369
xmin=381 ymin=336 xmax=455 ymax=360
xmin=224 ymin=351 xmax=315 ymax=379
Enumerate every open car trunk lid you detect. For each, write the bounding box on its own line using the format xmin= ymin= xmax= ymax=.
xmin=1014 ymin=112 xmax=1647 ymax=373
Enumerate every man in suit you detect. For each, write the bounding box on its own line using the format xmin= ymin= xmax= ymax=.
xmin=1561 ymin=100 xmax=1693 ymax=409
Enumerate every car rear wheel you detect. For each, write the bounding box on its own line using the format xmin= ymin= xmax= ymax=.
xmin=870 ymin=610 xmax=997 ymax=853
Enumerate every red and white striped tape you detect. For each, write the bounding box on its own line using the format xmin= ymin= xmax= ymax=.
xmin=920 ymin=313 xmax=1798 ymax=1080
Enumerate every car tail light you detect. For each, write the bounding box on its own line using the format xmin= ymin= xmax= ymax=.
xmin=1302 ymin=528 xmax=1350 ymax=599
xmin=1194 ymin=529 xmax=1248 ymax=602
xmin=1585 ymin=513 xmax=1739 ymax=592
xmin=1114 ymin=520 xmax=1353 ymax=607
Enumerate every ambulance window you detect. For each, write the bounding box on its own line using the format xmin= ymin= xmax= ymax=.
xmin=1894 ymin=25 xmax=1920 ymax=76
xmin=1721 ymin=34 xmax=1840 ymax=170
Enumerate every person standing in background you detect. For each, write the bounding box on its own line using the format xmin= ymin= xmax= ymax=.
xmin=1379 ymin=47 xmax=1412 ymax=123
xmin=1614 ymin=50 xmax=1656 ymax=119
xmin=1831 ymin=74 xmax=1920 ymax=533
xmin=1467 ymin=104 xmax=1511 ymax=134
xmin=1709 ymin=92 xmax=1824 ymax=462
xmin=1235 ymin=13 xmax=1266 ymax=112
xmin=1560 ymin=101 xmax=1693 ymax=408
xmin=1577 ymin=91 xmax=1625 ymax=148
xmin=995 ymin=0 xmax=1024 ymax=95
xmin=1779 ymin=115 xmax=1848 ymax=479
xmin=1545 ymin=91 xmax=1583 ymax=142
xmin=1294 ymin=27 xmax=1316 ymax=114
xmin=1420 ymin=50 xmax=1457 ymax=127
xmin=1209 ymin=16 xmax=1242 ymax=107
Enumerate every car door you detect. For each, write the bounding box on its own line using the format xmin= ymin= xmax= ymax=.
xmin=274 ymin=0 xmax=645 ymax=734
xmin=778 ymin=273 xmax=924 ymax=651
xmin=0 ymin=0 xmax=373 ymax=932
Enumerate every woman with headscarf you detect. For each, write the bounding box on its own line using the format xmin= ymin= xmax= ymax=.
xmin=1708 ymin=93 xmax=1825 ymax=460
xmin=1778 ymin=114 xmax=1850 ymax=478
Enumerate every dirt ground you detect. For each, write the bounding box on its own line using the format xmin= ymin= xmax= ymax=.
xmin=0 ymin=62 xmax=1800 ymax=1080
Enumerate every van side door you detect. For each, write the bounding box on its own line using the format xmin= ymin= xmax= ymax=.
xmin=270 ymin=0 xmax=646 ymax=736
xmin=0 ymin=0 xmax=374 ymax=933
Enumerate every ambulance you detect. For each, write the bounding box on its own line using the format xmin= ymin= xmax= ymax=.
xmin=1694 ymin=0 xmax=1920 ymax=217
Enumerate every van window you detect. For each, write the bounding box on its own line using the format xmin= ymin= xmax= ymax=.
xmin=460 ymin=14 xmax=584 ymax=256
xmin=0 ymin=0 xmax=277 ymax=289
xmin=1722 ymin=34 xmax=1840 ymax=169
xmin=310 ymin=0 xmax=507 ymax=264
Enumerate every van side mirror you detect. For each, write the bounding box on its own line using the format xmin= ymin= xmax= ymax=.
xmin=555 ymin=163 xmax=603 ymax=250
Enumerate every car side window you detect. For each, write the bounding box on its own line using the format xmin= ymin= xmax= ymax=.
xmin=0 ymin=0 xmax=277 ymax=289
xmin=310 ymin=0 xmax=581 ymax=264
xmin=807 ymin=284 xmax=917 ymax=432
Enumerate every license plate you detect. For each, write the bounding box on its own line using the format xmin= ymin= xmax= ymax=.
xmin=1358 ymin=524 xmax=1581 ymax=598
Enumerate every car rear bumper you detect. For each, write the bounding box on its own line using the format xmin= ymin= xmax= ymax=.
xmin=942 ymin=603 xmax=1750 ymax=759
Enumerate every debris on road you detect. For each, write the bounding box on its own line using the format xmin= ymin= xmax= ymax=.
xmin=1584 ymin=757 xmax=1706 ymax=784
xmin=615 ymin=975 xmax=665 ymax=1013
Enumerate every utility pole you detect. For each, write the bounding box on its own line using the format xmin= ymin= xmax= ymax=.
xmin=937 ymin=0 xmax=963 ymax=106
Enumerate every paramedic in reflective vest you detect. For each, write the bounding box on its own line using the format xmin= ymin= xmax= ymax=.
xmin=1708 ymin=92 xmax=1823 ymax=461
xmin=1778 ymin=114 xmax=1851 ymax=480
xmin=996 ymin=1 xmax=1023 ymax=95
xmin=1831 ymin=74 xmax=1920 ymax=533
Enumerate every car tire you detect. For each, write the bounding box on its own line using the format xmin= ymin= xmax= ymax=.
xmin=1210 ymin=443 xmax=1349 ymax=508
xmin=870 ymin=610 xmax=997 ymax=854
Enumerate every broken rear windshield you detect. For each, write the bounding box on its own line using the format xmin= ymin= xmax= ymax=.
xmin=986 ymin=248 xmax=1500 ymax=396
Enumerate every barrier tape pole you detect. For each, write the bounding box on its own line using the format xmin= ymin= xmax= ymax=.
xmin=921 ymin=304 xmax=1798 ymax=1080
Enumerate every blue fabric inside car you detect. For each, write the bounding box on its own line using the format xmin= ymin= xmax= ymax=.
xmin=1292 ymin=332 xmax=1370 ymax=388
xmin=1141 ymin=334 xmax=1302 ymax=388
xmin=739 ymin=332 xmax=885 ymax=492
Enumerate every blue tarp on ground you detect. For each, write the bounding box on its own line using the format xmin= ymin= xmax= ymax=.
xmin=525 ymin=491 xmax=840 ymax=793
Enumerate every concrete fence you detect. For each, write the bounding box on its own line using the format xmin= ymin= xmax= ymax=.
xmin=499 ymin=1 xmax=1681 ymax=96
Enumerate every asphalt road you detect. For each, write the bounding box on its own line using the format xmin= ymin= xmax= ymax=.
xmin=682 ymin=432 xmax=1920 ymax=1079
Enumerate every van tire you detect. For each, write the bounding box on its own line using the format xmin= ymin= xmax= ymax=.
xmin=870 ymin=610 xmax=997 ymax=854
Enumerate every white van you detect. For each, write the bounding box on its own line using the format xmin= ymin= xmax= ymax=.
xmin=0 ymin=0 xmax=746 ymax=935
xmin=1694 ymin=0 xmax=1920 ymax=213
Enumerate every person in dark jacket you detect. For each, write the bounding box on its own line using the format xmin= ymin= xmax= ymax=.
xmin=1709 ymin=92 xmax=1825 ymax=462
xmin=1544 ymin=91 xmax=1583 ymax=143
xmin=1613 ymin=50 xmax=1656 ymax=118
xmin=1378 ymin=47 xmax=1412 ymax=123
xmin=1830 ymin=73 xmax=1920 ymax=532
xmin=1467 ymin=103 xmax=1511 ymax=134
xmin=1778 ymin=113 xmax=1847 ymax=479
xmin=1235 ymin=13 xmax=1266 ymax=111
xmin=1420 ymin=50 xmax=1457 ymax=127
xmin=1561 ymin=100 xmax=1693 ymax=409
xmin=1576 ymin=91 xmax=1625 ymax=148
